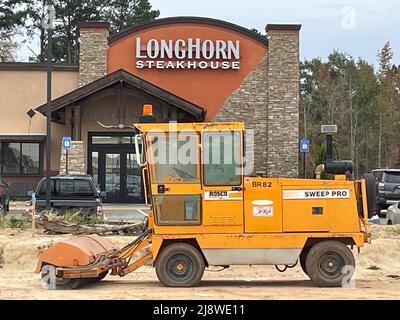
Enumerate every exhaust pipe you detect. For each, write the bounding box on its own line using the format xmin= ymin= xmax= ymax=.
xmin=318 ymin=125 xmax=353 ymax=177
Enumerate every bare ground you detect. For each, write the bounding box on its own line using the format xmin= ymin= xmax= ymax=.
xmin=1 ymin=225 xmax=400 ymax=300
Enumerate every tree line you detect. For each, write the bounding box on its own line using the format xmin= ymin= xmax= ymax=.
xmin=301 ymin=43 xmax=400 ymax=178
xmin=0 ymin=0 xmax=159 ymax=63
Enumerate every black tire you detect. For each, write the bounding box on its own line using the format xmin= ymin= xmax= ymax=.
xmin=300 ymin=247 xmax=310 ymax=276
xmin=155 ymin=243 xmax=205 ymax=287
xmin=363 ymin=173 xmax=377 ymax=218
xmin=388 ymin=220 xmax=393 ymax=225
xmin=305 ymin=240 xmax=355 ymax=287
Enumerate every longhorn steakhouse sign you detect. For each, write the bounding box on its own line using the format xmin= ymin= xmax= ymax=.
xmin=135 ymin=37 xmax=241 ymax=70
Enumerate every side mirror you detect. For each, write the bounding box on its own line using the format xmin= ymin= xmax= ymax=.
xmin=99 ymin=191 xmax=107 ymax=198
xmin=27 ymin=190 xmax=34 ymax=197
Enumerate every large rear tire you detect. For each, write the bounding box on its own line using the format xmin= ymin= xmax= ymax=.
xmin=306 ymin=241 xmax=355 ymax=287
xmin=363 ymin=173 xmax=377 ymax=218
xmin=155 ymin=243 xmax=205 ymax=287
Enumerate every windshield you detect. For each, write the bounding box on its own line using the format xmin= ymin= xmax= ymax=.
xmin=385 ymin=172 xmax=400 ymax=184
xmin=146 ymin=133 xmax=199 ymax=183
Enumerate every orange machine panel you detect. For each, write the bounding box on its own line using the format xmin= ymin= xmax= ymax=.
xmin=244 ymin=177 xmax=283 ymax=233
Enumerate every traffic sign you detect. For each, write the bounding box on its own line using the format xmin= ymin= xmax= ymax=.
xmin=62 ymin=136 xmax=72 ymax=150
xmin=300 ymin=138 xmax=309 ymax=153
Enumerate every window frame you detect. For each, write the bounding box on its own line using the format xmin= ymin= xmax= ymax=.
xmin=202 ymin=130 xmax=243 ymax=187
xmin=0 ymin=141 xmax=42 ymax=176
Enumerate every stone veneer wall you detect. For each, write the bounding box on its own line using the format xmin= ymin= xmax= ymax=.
xmin=266 ymin=27 xmax=300 ymax=177
xmin=213 ymin=55 xmax=269 ymax=176
xmin=78 ymin=23 xmax=109 ymax=87
xmin=59 ymin=141 xmax=86 ymax=174
xmin=213 ymin=25 xmax=300 ymax=177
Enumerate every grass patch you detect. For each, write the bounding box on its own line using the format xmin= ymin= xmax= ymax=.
xmin=0 ymin=215 xmax=31 ymax=229
xmin=41 ymin=209 xmax=104 ymax=225
xmin=0 ymin=209 xmax=104 ymax=229
xmin=367 ymin=265 xmax=382 ymax=271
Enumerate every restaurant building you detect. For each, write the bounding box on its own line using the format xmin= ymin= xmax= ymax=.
xmin=0 ymin=17 xmax=301 ymax=202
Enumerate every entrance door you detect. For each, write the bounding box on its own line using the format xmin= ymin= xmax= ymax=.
xmin=101 ymin=151 xmax=142 ymax=203
xmin=88 ymin=133 xmax=143 ymax=203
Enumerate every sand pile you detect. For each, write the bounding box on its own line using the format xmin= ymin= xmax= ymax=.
xmin=0 ymin=230 xmax=135 ymax=272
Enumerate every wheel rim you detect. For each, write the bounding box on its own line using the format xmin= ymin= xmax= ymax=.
xmin=318 ymin=251 xmax=345 ymax=280
xmin=166 ymin=254 xmax=194 ymax=283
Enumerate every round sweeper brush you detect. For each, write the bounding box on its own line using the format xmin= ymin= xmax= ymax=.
xmin=36 ymin=234 xmax=118 ymax=289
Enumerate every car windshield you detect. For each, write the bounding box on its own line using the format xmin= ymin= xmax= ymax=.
xmin=385 ymin=172 xmax=400 ymax=184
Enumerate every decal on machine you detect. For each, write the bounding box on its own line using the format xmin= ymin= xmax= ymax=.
xmin=283 ymin=189 xmax=350 ymax=199
xmin=204 ymin=191 xmax=242 ymax=201
xmin=252 ymin=200 xmax=274 ymax=217
xmin=253 ymin=206 xmax=273 ymax=217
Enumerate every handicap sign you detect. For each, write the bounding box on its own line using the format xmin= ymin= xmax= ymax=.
xmin=300 ymin=138 xmax=309 ymax=153
xmin=62 ymin=136 xmax=72 ymax=150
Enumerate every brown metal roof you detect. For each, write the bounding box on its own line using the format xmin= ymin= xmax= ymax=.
xmin=35 ymin=69 xmax=206 ymax=121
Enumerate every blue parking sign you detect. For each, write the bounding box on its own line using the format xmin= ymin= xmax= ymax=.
xmin=62 ymin=136 xmax=72 ymax=150
xmin=300 ymin=138 xmax=309 ymax=153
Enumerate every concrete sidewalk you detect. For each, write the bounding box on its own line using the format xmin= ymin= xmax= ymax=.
xmin=102 ymin=203 xmax=150 ymax=223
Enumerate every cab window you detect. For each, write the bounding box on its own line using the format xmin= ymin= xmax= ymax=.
xmin=147 ymin=133 xmax=199 ymax=184
xmin=203 ymin=131 xmax=242 ymax=186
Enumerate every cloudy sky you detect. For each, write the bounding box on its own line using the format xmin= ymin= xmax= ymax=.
xmin=150 ymin=0 xmax=400 ymax=67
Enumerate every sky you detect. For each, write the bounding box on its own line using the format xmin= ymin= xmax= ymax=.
xmin=17 ymin=0 xmax=399 ymax=67
xmin=149 ymin=0 xmax=400 ymax=67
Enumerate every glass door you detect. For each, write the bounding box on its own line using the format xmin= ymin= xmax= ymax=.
xmin=88 ymin=133 xmax=144 ymax=203
xmin=124 ymin=152 xmax=142 ymax=203
xmin=104 ymin=153 xmax=122 ymax=202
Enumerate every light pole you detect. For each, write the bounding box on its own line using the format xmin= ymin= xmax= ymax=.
xmin=42 ymin=2 xmax=55 ymax=209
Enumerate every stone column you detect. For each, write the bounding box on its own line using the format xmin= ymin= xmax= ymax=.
xmin=266 ymin=24 xmax=301 ymax=177
xmin=213 ymin=55 xmax=269 ymax=176
xmin=59 ymin=141 xmax=86 ymax=175
xmin=78 ymin=22 xmax=109 ymax=87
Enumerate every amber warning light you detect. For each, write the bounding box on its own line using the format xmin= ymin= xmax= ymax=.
xmin=139 ymin=104 xmax=156 ymax=123
xmin=143 ymin=104 xmax=153 ymax=115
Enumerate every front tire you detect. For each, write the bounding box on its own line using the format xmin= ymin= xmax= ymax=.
xmin=155 ymin=243 xmax=205 ymax=287
xmin=306 ymin=241 xmax=355 ymax=287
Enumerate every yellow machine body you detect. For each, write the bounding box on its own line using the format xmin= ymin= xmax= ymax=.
xmin=36 ymin=121 xmax=370 ymax=288
xmin=136 ymin=122 xmax=370 ymax=267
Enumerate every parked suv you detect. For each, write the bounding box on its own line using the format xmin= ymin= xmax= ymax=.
xmin=28 ymin=175 xmax=105 ymax=215
xmin=372 ymin=169 xmax=400 ymax=213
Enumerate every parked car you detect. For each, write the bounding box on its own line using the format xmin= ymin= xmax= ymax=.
xmin=28 ymin=175 xmax=106 ymax=215
xmin=379 ymin=204 xmax=400 ymax=225
xmin=372 ymin=169 xmax=400 ymax=214
xmin=0 ymin=178 xmax=10 ymax=215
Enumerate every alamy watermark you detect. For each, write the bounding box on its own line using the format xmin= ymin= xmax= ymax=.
xmin=143 ymin=122 xmax=254 ymax=176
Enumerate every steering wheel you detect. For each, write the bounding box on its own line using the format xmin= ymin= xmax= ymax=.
xmin=172 ymin=167 xmax=195 ymax=180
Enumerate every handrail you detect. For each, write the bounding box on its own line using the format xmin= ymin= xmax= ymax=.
xmin=142 ymin=166 xmax=149 ymax=206
xmin=134 ymin=134 xmax=145 ymax=166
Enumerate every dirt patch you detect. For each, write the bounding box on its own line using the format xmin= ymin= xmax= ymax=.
xmin=1 ymin=225 xmax=400 ymax=299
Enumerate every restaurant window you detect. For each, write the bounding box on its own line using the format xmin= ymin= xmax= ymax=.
xmin=0 ymin=142 xmax=41 ymax=175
